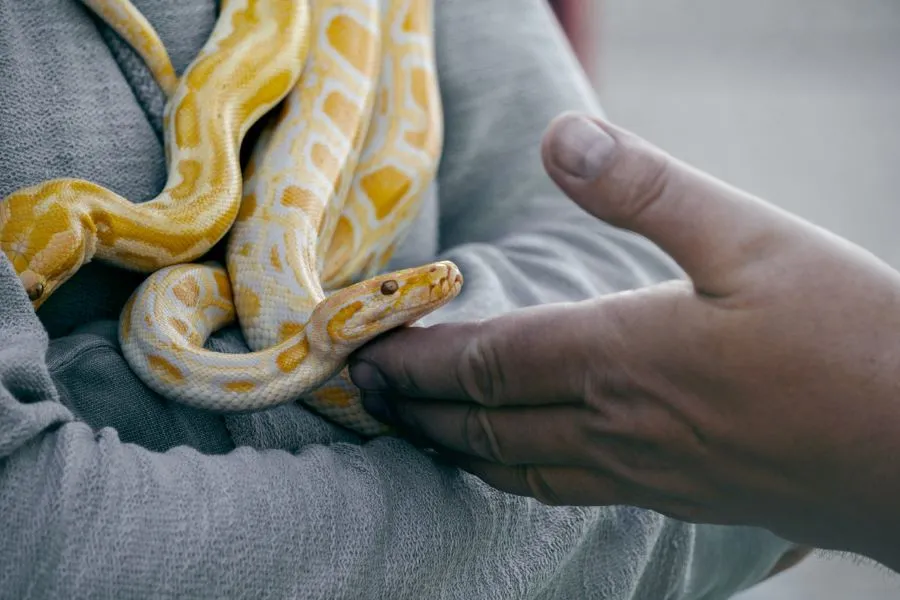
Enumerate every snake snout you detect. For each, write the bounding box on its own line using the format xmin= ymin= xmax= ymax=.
xmin=441 ymin=262 xmax=463 ymax=293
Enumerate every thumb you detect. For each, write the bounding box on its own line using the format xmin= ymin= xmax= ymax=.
xmin=541 ymin=112 xmax=793 ymax=296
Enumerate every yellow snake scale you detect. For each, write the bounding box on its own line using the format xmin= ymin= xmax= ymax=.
xmin=0 ymin=0 xmax=462 ymax=437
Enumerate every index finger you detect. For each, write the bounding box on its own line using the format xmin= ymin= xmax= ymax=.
xmin=348 ymin=300 xmax=601 ymax=406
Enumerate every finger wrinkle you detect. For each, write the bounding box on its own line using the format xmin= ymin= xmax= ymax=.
xmin=581 ymin=301 xmax=635 ymax=400
xmin=458 ymin=333 xmax=502 ymax=406
xmin=603 ymin=137 xmax=672 ymax=230
xmin=463 ymin=405 xmax=508 ymax=464
xmin=393 ymin=344 xmax=426 ymax=396
xmin=525 ymin=466 xmax=563 ymax=506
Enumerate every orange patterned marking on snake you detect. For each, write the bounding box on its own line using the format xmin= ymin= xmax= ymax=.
xmin=174 ymin=93 xmax=201 ymax=148
xmin=172 ymin=277 xmax=200 ymax=307
xmin=323 ymin=92 xmax=361 ymax=138
xmin=313 ymin=385 xmax=355 ymax=407
xmin=326 ymin=301 xmax=364 ymax=341
xmin=237 ymin=193 xmax=257 ymax=219
xmin=276 ymin=338 xmax=311 ymax=373
xmin=311 ymin=143 xmax=340 ymax=181
xmin=224 ymin=381 xmax=257 ymax=393
xmin=280 ymin=186 xmax=314 ymax=211
xmin=278 ymin=321 xmax=305 ymax=343
xmin=361 ymin=167 xmax=412 ymax=220
xmin=327 ymin=14 xmax=374 ymax=73
xmin=269 ymin=246 xmax=283 ymax=271
xmin=147 ymin=355 xmax=184 ymax=383
xmin=169 ymin=160 xmax=204 ymax=200
xmin=213 ymin=270 xmax=232 ymax=300
xmin=239 ymin=288 xmax=261 ymax=319
xmin=169 ymin=318 xmax=191 ymax=338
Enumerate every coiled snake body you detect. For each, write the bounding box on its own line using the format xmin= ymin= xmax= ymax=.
xmin=0 ymin=0 xmax=461 ymax=436
xmin=2 ymin=0 xmax=310 ymax=302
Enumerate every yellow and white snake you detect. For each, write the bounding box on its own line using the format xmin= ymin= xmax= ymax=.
xmin=0 ymin=0 xmax=461 ymax=436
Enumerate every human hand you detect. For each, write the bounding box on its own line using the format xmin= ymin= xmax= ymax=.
xmin=348 ymin=113 xmax=900 ymax=571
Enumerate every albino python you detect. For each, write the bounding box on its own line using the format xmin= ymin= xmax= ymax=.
xmin=0 ymin=0 xmax=460 ymax=436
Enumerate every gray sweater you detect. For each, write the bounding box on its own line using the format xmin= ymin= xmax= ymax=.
xmin=0 ymin=0 xmax=794 ymax=598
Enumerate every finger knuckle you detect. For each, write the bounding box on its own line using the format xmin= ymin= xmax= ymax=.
xmin=457 ymin=327 xmax=505 ymax=406
xmin=394 ymin=350 xmax=424 ymax=395
xmin=580 ymin=302 xmax=633 ymax=402
xmin=524 ymin=467 xmax=564 ymax=506
xmin=462 ymin=406 xmax=508 ymax=464
xmin=611 ymin=141 xmax=672 ymax=226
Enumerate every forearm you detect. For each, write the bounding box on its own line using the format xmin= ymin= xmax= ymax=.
xmin=4 ymin=396 xmax=726 ymax=598
xmin=0 ymin=335 xmax=551 ymax=597
xmin=2 ymin=422 xmax=489 ymax=597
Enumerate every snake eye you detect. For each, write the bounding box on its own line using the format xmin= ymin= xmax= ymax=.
xmin=26 ymin=282 xmax=45 ymax=302
xmin=380 ymin=280 xmax=398 ymax=295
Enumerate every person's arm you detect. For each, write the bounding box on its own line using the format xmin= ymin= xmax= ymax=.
xmin=0 ymin=245 xmax=787 ymax=599
xmin=413 ymin=0 xmax=680 ymax=327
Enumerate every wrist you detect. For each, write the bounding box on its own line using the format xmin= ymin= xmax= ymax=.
xmin=811 ymin=420 xmax=900 ymax=573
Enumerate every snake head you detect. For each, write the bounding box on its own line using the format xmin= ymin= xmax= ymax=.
xmin=0 ymin=183 xmax=96 ymax=309
xmin=317 ymin=260 xmax=463 ymax=349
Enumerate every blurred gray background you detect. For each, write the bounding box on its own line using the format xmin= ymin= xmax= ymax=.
xmin=587 ymin=0 xmax=900 ymax=597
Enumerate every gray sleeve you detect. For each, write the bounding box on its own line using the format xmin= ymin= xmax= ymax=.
xmin=2 ymin=254 xmax=788 ymax=600
xmin=0 ymin=247 xmax=788 ymax=599
xmin=417 ymin=0 xmax=683 ymax=327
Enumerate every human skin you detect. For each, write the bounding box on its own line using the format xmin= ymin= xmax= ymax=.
xmin=349 ymin=112 xmax=900 ymax=573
